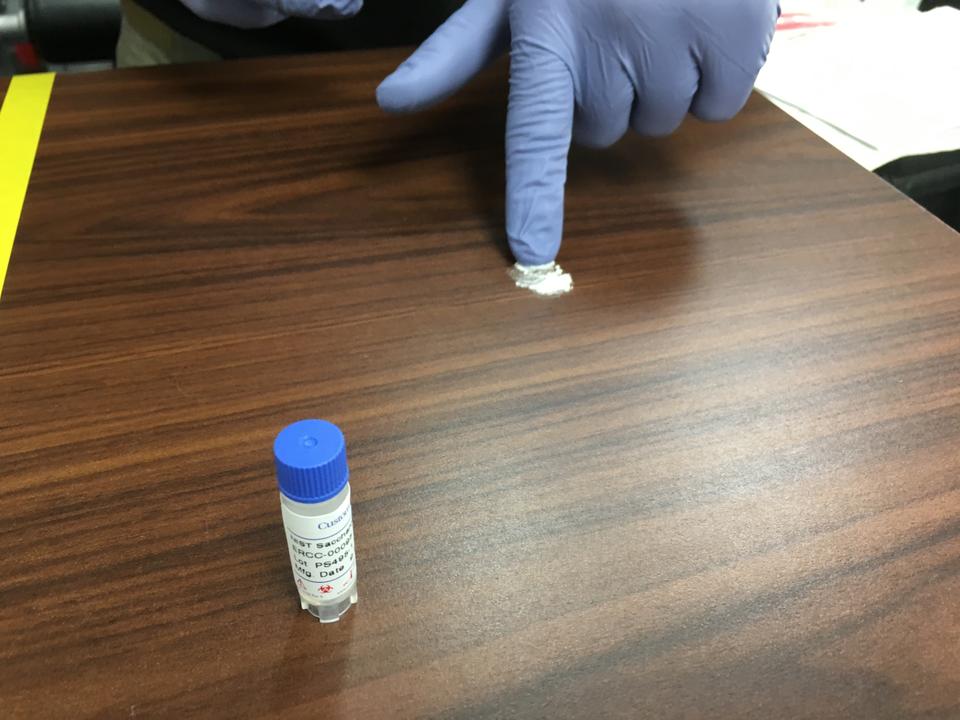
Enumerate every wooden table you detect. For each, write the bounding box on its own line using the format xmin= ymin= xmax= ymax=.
xmin=2 ymin=51 xmax=959 ymax=719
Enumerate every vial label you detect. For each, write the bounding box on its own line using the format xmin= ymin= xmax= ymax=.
xmin=281 ymin=492 xmax=357 ymax=604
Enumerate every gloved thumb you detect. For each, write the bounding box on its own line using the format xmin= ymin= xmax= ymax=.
xmin=273 ymin=0 xmax=363 ymax=18
xmin=377 ymin=0 xmax=509 ymax=113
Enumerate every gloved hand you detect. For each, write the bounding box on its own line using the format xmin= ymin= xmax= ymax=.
xmin=378 ymin=0 xmax=779 ymax=265
xmin=180 ymin=0 xmax=363 ymax=29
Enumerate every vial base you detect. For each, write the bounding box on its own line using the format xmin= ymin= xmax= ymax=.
xmin=299 ymin=588 xmax=358 ymax=623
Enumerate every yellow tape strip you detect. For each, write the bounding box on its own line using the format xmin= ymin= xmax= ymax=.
xmin=0 ymin=73 xmax=55 ymax=300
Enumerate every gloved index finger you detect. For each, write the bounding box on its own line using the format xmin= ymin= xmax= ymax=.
xmin=505 ymin=42 xmax=575 ymax=266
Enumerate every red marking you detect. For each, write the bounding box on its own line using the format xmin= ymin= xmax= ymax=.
xmin=319 ymin=585 xmax=333 ymax=594
xmin=778 ymin=20 xmax=836 ymax=30
xmin=777 ymin=13 xmax=836 ymax=32
xmin=14 ymin=43 xmax=42 ymax=70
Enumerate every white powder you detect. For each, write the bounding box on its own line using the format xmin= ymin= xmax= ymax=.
xmin=508 ymin=262 xmax=574 ymax=296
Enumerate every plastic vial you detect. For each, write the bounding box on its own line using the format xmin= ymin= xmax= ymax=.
xmin=274 ymin=419 xmax=358 ymax=623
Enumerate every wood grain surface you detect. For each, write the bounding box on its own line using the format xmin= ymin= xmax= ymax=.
xmin=2 ymin=51 xmax=960 ymax=719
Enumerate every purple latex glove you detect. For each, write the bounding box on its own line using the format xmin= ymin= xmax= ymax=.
xmin=378 ymin=0 xmax=779 ymax=265
xmin=180 ymin=0 xmax=363 ymax=28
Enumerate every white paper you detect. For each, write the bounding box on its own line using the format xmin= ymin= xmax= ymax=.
xmin=756 ymin=2 xmax=960 ymax=169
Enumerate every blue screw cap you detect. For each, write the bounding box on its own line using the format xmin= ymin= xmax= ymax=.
xmin=274 ymin=419 xmax=349 ymax=503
